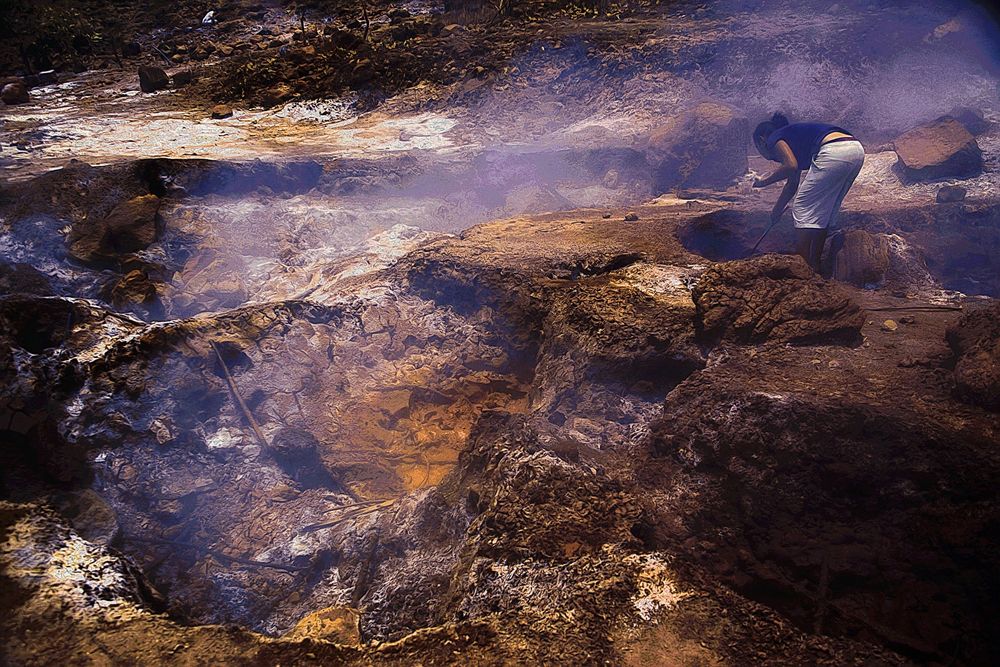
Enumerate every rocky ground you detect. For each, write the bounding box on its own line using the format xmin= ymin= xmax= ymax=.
xmin=2 ymin=1 xmax=1000 ymax=666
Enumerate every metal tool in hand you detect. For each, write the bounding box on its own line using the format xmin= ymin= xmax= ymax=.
xmin=749 ymin=215 xmax=781 ymax=255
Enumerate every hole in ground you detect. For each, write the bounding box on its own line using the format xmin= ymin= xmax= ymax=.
xmin=679 ymin=210 xmax=794 ymax=261
xmin=0 ymin=297 xmax=76 ymax=354
xmin=680 ymin=206 xmax=1000 ymax=298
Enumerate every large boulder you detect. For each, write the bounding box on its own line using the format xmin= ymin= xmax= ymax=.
xmin=946 ymin=302 xmax=1000 ymax=411
xmin=1 ymin=81 xmax=30 ymax=105
xmin=692 ymin=254 xmax=865 ymax=345
xmin=893 ymin=117 xmax=983 ymax=182
xmin=645 ymin=102 xmax=748 ymax=194
xmin=68 ymin=194 xmax=161 ymax=265
xmin=138 ymin=65 xmax=169 ymax=93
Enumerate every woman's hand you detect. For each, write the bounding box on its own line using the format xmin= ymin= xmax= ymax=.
xmin=753 ymin=141 xmax=798 ymax=190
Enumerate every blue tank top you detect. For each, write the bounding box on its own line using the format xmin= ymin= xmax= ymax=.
xmin=767 ymin=122 xmax=849 ymax=170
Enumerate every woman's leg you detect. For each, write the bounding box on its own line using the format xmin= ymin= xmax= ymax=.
xmin=792 ymin=142 xmax=864 ymax=272
xmin=796 ymin=228 xmax=828 ymax=272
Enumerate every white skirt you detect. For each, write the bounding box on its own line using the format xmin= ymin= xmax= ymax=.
xmin=792 ymin=140 xmax=865 ymax=230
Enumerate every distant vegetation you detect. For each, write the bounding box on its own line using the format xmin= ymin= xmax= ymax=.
xmin=0 ymin=0 xmax=149 ymax=73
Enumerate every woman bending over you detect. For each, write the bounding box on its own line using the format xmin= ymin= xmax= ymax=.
xmin=752 ymin=113 xmax=865 ymax=271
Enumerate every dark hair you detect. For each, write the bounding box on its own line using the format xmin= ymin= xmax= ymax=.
xmin=753 ymin=112 xmax=790 ymax=159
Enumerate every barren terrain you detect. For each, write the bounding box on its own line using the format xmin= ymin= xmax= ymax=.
xmin=2 ymin=1 xmax=999 ymax=665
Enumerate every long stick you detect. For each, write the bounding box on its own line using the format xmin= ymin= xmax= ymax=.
xmin=865 ymin=305 xmax=962 ymax=312
xmin=301 ymin=500 xmax=394 ymax=533
xmin=749 ymin=218 xmax=780 ymax=255
xmin=352 ymin=529 xmax=381 ymax=607
xmin=151 ymin=44 xmax=173 ymax=65
xmin=211 ymin=341 xmax=270 ymax=452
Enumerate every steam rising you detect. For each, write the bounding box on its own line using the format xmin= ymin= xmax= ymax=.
xmin=6 ymin=0 xmax=998 ymax=636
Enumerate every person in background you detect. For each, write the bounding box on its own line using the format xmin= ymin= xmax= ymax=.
xmin=751 ymin=112 xmax=865 ymax=271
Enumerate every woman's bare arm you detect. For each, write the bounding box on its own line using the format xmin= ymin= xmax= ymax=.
xmin=771 ymin=170 xmax=801 ymax=221
xmin=753 ymin=140 xmax=799 ymax=187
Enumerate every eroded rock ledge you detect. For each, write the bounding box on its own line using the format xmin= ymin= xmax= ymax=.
xmin=2 ymin=182 xmax=999 ymax=665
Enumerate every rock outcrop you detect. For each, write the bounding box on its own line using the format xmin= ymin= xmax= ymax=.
xmin=2 ymin=156 xmax=998 ymax=666
xmin=648 ymin=340 xmax=1000 ymax=665
xmin=68 ymin=194 xmax=161 ymax=265
xmin=646 ymin=102 xmax=749 ymax=194
xmin=893 ymin=117 xmax=983 ymax=182
xmin=947 ymin=302 xmax=1000 ymax=411
xmin=692 ymin=254 xmax=865 ymax=345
